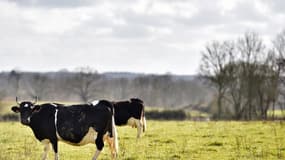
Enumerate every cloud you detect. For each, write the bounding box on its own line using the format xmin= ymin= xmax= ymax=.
xmin=231 ymin=1 xmax=269 ymax=23
xmin=263 ymin=0 xmax=285 ymax=14
xmin=9 ymin=0 xmax=96 ymax=8
xmin=1 ymin=0 xmax=285 ymax=74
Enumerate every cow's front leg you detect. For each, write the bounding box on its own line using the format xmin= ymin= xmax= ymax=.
xmin=51 ymin=140 xmax=59 ymax=160
xmin=92 ymin=150 xmax=101 ymax=160
xmin=93 ymin=133 xmax=104 ymax=160
xmin=41 ymin=139 xmax=50 ymax=160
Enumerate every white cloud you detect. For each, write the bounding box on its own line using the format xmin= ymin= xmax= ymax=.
xmin=1 ymin=0 xmax=285 ymax=74
xmin=22 ymin=9 xmax=83 ymax=34
xmin=218 ymin=0 xmax=239 ymax=11
xmin=9 ymin=0 xmax=96 ymax=7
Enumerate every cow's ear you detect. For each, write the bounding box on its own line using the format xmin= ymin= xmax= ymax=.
xmin=11 ymin=106 xmax=20 ymax=113
xmin=32 ymin=105 xmax=41 ymax=112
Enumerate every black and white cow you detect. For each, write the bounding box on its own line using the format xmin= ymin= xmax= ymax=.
xmin=11 ymin=98 xmax=118 ymax=160
xmin=92 ymin=98 xmax=146 ymax=138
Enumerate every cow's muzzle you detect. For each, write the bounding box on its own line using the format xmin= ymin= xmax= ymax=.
xmin=21 ymin=117 xmax=30 ymax=125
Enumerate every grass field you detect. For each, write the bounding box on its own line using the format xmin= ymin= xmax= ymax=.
xmin=0 ymin=121 xmax=285 ymax=160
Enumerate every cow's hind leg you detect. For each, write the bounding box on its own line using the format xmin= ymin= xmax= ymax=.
xmin=93 ymin=133 xmax=104 ymax=160
xmin=104 ymin=135 xmax=116 ymax=160
xmin=41 ymin=139 xmax=50 ymax=160
xmin=136 ymin=119 xmax=143 ymax=138
xmin=142 ymin=116 xmax=146 ymax=132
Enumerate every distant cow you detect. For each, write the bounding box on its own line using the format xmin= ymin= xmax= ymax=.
xmin=11 ymin=98 xmax=118 ymax=160
xmin=97 ymin=98 xmax=146 ymax=138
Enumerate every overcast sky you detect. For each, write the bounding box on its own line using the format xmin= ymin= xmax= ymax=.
xmin=1 ymin=0 xmax=285 ymax=75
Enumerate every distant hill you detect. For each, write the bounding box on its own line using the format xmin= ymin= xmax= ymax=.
xmin=102 ymin=72 xmax=196 ymax=81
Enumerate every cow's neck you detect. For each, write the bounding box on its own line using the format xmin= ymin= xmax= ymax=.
xmin=28 ymin=107 xmax=57 ymax=141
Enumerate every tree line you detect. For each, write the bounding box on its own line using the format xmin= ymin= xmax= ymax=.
xmin=0 ymin=68 xmax=210 ymax=110
xmin=199 ymin=31 xmax=285 ymax=120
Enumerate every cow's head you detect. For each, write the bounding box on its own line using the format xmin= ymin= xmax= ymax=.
xmin=11 ymin=97 xmax=40 ymax=125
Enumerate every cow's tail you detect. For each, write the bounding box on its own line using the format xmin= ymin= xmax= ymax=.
xmin=112 ymin=106 xmax=119 ymax=154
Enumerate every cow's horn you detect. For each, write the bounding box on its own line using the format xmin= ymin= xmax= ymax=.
xmin=32 ymin=96 xmax=38 ymax=105
xmin=16 ymin=97 xmax=20 ymax=105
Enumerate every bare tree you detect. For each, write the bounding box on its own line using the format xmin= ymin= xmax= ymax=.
xmin=71 ymin=67 xmax=101 ymax=103
xmin=236 ymin=32 xmax=266 ymax=120
xmin=8 ymin=70 xmax=21 ymax=96
xmin=222 ymin=62 xmax=244 ymax=119
xmin=274 ymin=30 xmax=285 ymax=59
xmin=26 ymin=73 xmax=50 ymax=100
xmin=199 ymin=32 xmax=279 ymax=120
xmin=259 ymin=50 xmax=280 ymax=120
xmin=273 ymin=30 xmax=285 ymax=118
xmin=199 ymin=40 xmax=234 ymax=119
xmin=222 ymin=32 xmax=279 ymax=120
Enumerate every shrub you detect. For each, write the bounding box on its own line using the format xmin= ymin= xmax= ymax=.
xmin=145 ymin=109 xmax=188 ymax=120
xmin=0 ymin=113 xmax=19 ymax=121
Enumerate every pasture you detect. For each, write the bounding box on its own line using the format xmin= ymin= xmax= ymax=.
xmin=0 ymin=121 xmax=284 ymax=160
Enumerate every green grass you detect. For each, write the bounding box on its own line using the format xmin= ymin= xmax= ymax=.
xmin=0 ymin=121 xmax=285 ymax=160
xmin=0 ymin=101 xmax=15 ymax=114
xmin=268 ymin=110 xmax=285 ymax=118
